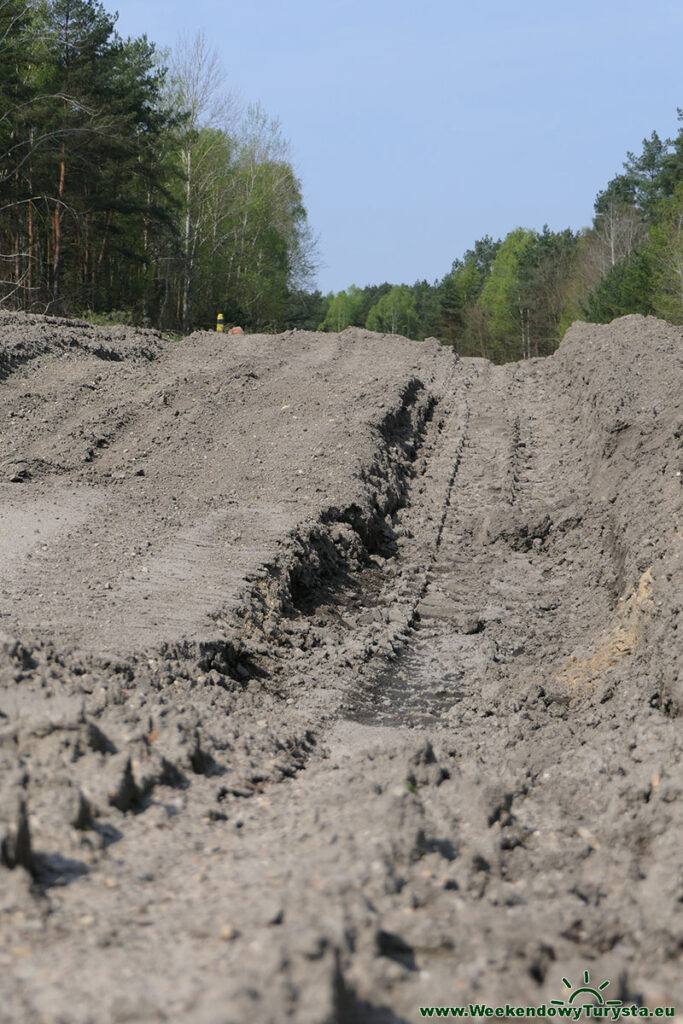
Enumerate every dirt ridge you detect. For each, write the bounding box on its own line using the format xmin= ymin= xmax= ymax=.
xmin=0 ymin=311 xmax=163 ymax=382
xmin=0 ymin=313 xmax=681 ymax=1024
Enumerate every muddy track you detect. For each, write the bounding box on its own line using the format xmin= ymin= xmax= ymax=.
xmin=0 ymin=314 xmax=681 ymax=1024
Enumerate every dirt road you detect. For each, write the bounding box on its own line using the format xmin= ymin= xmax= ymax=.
xmin=0 ymin=312 xmax=681 ymax=1023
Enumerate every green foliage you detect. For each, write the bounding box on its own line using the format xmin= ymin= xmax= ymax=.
xmin=439 ymin=259 xmax=483 ymax=343
xmin=647 ymin=183 xmax=683 ymax=323
xmin=79 ymin=307 xmax=134 ymax=325
xmin=411 ymin=279 xmax=441 ymax=338
xmin=657 ymin=110 xmax=683 ymax=198
xmin=318 ymin=286 xmax=364 ymax=331
xmin=433 ymin=236 xmax=500 ymax=347
xmin=478 ymin=228 xmax=536 ymax=359
xmin=583 ymin=249 xmax=658 ymax=322
xmin=594 ymin=174 xmax=637 ymax=217
xmin=463 ymin=235 xmax=501 ymax=277
xmin=285 ymin=289 xmax=326 ymax=331
xmin=317 ymin=283 xmax=396 ymax=333
xmin=623 ymin=131 xmax=670 ymax=218
xmin=316 ymin=113 xmax=683 ymax=358
xmin=517 ymin=226 xmax=578 ymax=353
xmin=365 ymin=285 xmax=418 ymax=337
xmin=0 ymin=9 xmax=317 ymax=331
xmin=3 ymin=12 xmax=683 ymax=355
xmin=355 ymin=282 xmax=392 ymax=326
xmin=582 ymin=119 xmax=683 ymax=327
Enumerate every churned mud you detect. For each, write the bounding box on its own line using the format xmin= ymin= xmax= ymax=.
xmin=0 ymin=311 xmax=681 ymax=1023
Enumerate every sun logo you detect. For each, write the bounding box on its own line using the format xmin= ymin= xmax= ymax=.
xmin=551 ymin=971 xmax=622 ymax=1008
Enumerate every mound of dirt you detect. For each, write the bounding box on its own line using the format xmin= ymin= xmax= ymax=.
xmin=0 ymin=312 xmax=681 ymax=1023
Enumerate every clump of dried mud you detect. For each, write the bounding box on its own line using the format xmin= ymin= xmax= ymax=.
xmin=0 ymin=312 xmax=681 ymax=1023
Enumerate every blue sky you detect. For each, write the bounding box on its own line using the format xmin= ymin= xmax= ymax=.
xmin=112 ymin=0 xmax=683 ymax=294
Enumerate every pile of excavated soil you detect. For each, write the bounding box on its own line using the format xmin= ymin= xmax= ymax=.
xmin=0 ymin=312 xmax=681 ymax=1024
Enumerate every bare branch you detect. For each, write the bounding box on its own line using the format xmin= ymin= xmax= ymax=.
xmin=170 ymin=30 xmax=240 ymax=134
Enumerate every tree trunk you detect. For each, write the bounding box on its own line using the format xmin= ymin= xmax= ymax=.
xmin=182 ymin=152 xmax=192 ymax=333
xmin=52 ymin=148 xmax=66 ymax=298
xmin=27 ymin=201 xmax=34 ymax=302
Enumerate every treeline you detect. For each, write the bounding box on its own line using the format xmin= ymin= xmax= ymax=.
xmin=315 ymin=229 xmax=575 ymax=361
xmin=0 ymin=0 xmax=317 ymax=330
xmin=316 ymin=116 xmax=683 ymax=361
xmin=3 ymin=1 xmax=683 ymax=354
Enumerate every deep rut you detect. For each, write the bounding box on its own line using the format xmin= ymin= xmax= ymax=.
xmin=350 ymin=359 xmax=596 ymax=727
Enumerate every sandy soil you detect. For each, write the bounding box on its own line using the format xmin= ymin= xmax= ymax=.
xmin=0 ymin=311 xmax=681 ymax=1023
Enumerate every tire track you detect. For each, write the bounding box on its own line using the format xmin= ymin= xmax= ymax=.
xmin=347 ymin=357 xmax=622 ymax=726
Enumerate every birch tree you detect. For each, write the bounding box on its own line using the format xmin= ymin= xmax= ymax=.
xmin=169 ymin=30 xmax=238 ymax=332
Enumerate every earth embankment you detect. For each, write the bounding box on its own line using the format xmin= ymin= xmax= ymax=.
xmin=0 ymin=312 xmax=681 ymax=1023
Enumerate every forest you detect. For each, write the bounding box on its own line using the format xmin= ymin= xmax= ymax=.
xmin=0 ymin=0 xmax=317 ymax=332
xmin=318 ymin=125 xmax=683 ymax=361
xmin=2 ymin=0 xmax=683 ymax=359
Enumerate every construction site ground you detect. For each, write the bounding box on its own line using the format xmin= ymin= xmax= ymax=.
xmin=0 ymin=312 xmax=681 ymax=1023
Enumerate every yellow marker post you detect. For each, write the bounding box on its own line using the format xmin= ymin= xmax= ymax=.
xmin=216 ymin=313 xmax=224 ymax=332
